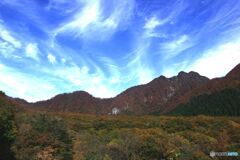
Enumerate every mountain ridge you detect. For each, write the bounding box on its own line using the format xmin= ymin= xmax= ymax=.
xmin=23 ymin=69 xmax=211 ymax=115
xmin=5 ymin=63 xmax=240 ymax=115
xmin=161 ymin=64 xmax=240 ymax=114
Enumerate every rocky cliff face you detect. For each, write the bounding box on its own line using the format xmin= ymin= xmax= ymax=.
xmin=110 ymin=71 xmax=209 ymax=115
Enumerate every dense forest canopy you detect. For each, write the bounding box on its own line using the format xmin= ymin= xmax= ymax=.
xmin=169 ymin=88 xmax=240 ymax=116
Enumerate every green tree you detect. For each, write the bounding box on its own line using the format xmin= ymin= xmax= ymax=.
xmin=0 ymin=106 xmax=17 ymax=160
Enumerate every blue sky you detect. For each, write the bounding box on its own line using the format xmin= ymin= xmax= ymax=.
xmin=0 ymin=0 xmax=240 ymax=102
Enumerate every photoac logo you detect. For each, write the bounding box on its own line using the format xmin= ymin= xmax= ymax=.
xmin=210 ymin=151 xmax=215 ymax=157
xmin=210 ymin=151 xmax=238 ymax=158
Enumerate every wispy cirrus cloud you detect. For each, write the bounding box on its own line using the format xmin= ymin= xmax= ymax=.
xmin=53 ymin=0 xmax=135 ymax=41
xmin=127 ymin=0 xmax=189 ymax=83
xmin=0 ymin=23 xmax=22 ymax=58
xmin=144 ymin=16 xmax=160 ymax=30
xmin=0 ymin=30 xmax=22 ymax=48
xmin=97 ymin=56 xmax=121 ymax=85
xmin=143 ymin=16 xmax=166 ymax=38
xmin=159 ymin=34 xmax=194 ymax=59
xmin=0 ymin=41 xmax=15 ymax=58
xmin=124 ymin=38 xmax=156 ymax=84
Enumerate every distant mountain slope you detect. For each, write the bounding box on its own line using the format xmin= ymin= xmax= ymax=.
xmin=33 ymin=91 xmax=113 ymax=114
xmin=168 ymin=88 xmax=240 ymax=116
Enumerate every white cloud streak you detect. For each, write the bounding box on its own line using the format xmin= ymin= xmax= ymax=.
xmin=144 ymin=16 xmax=161 ymax=30
xmin=0 ymin=23 xmax=22 ymax=58
xmin=125 ymin=39 xmax=155 ymax=84
xmin=0 ymin=30 xmax=22 ymax=48
xmin=25 ymin=43 xmax=39 ymax=61
xmin=0 ymin=41 xmax=15 ymax=57
xmin=160 ymin=34 xmax=194 ymax=59
xmin=143 ymin=16 xmax=166 ymax=38
xmin=47 ymin=53 xmax=56 ymax=64
xmin=98 ymin=57 xmax=121 ymax=84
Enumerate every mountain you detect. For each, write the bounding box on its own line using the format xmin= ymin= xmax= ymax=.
xmin=110 ymin=71 xmax=209 ymax=115
xmin=33 ymin=91 xmax=113 ymax=115
xmin=15 ymin=63 xmax=240 ymax=115
xmin=26 ymin=69 xmax=210 ymax=115
xmin=166 ymin=64 xmax=240 ymax=115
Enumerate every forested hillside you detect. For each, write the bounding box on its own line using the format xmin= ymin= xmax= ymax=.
xmin=169 ymin=88 xmax=240 ymax=116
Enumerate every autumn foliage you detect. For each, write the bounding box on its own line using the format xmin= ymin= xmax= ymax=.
xmin=0 ymin=90 xmax=240 ymax=160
